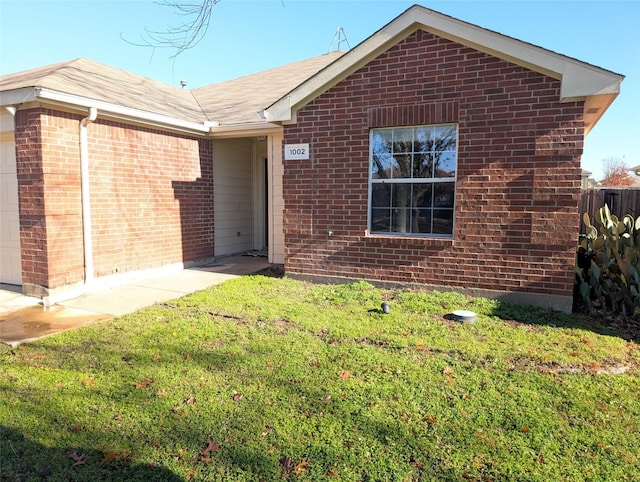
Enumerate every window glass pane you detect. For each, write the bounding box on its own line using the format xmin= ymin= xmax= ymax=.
xmin=372 ymin=130 xmax=393 ymax=155
xmin=371 ymin=183 xmax=391 ymax=208
xmin=391 ymin=183 xmax=411 ymax=209
xmin=433 ymin=209 xmax=454 ymax=235
xmin=434 ymin=152 xmax=456 ymax=178
xmin=393 ymin=154 xmax=412 ymax=178
xmin=413 ymin=209 xmax=432 ymax=234
xmin=433 ymin=125 xmax=457 ymax=152
xmin=412 ymin=153 xmax=433 ymax=178
xmin=393 ymin=128 xmax=413 ymax=153
xmin=372 ymin=153 xmax=394 ymax=180
xmin=372 ymin=130 xmax=393 ymax=179
xmin=414 ymin=127 xmax=433 ymax=153
xmin=392 ymin=208 xmax=412 ymax=233
xmin=371 ymin=208 xmax=391 ymax=232
xmin=412 ymin=184 xmax=433 ymax=208
xmin=434 ymin=183 xmax=455 ymax=208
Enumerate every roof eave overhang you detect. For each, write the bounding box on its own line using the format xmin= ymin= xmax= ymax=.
xmin=1 ymin=86 xmax=211 ymax=135
xmin=263 ymin=5 xmax=623 ymax=134
xmin=206 ymin=121 xmax=282 ymax=138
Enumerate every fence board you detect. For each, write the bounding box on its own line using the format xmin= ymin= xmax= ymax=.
xmin=580 ymin=188 xmax=640 ymax=230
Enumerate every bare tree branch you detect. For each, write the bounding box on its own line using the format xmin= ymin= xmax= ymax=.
xmin=122 ymin=0 xmax=220 ymax=59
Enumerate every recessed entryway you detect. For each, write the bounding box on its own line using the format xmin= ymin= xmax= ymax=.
xmin=213 ymin=137 xmax=268 ymax=257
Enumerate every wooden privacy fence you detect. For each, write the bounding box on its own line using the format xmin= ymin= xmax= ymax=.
xmin=580 ymin=188 xmax=640 ymax=229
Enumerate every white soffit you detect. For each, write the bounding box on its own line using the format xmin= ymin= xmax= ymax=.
xmin=264 ymin=4 xmax=623 ymax=132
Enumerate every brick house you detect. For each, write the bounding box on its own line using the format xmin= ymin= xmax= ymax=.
xmin=0 ymin=5 xmax=622 ymax=311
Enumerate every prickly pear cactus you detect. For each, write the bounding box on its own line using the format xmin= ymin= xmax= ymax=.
xmin=577 ymin=204 xmax=640 ymax=316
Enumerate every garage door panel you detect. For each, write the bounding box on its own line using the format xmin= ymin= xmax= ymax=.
xmin=0 ymin=135 xmax=22 ymax=285
xmin=0 ymin=170 xmax=18 ymax=207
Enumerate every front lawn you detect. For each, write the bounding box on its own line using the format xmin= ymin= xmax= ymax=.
xmin=1 ymin=276 xmax=638 ymax=481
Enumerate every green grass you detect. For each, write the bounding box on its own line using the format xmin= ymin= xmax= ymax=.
xmin=1 ymin=276 xmax=639 ymax=481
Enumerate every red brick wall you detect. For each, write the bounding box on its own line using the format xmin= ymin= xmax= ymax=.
xmin=282 ymin=30 xmax=583 ymax=301
xmin=15 ymin=108 xmax=214 ymax=290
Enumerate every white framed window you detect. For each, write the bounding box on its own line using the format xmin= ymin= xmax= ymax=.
xmin=369 ymin=124 xmax=457 ymax=237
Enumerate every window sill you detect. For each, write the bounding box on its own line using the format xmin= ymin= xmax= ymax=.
xmin=365 ymin=233 xmax=454 ymax=246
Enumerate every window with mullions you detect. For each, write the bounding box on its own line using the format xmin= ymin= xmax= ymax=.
xmin=369 ymin=124 xmax=457 ymax=237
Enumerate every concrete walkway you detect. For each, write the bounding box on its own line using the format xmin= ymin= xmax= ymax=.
xmin=0 ymin=255 xmax=271 ymax=347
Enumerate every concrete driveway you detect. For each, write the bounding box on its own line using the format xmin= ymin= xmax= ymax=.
xmin=0 ymin=255 xmax=272 ymax=347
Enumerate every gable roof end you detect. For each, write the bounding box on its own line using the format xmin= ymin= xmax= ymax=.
xmin=263 ymin=4 xmax=623 ymax=135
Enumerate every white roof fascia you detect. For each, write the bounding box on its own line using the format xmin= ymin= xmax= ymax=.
xmin=0 ymin=87 xmax=38 ymax=107
xmin=208 ymin=122 xmax=282 ymax=139
xmin=264 ymin=20 xmax=414 ymax=123
xmin=31 ymin=87 xmax=210 ymax=135
xmin=264 ymin=5 xmax=623 ymax=124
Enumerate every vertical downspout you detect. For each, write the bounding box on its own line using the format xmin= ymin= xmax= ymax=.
xmin=80 ymin=107 xmax=97 ymax=285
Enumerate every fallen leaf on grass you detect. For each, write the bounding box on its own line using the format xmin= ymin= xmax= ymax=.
xmin=339 ymin=370 xmax=351 ymax=380
xmin=588 ymin=363 xmax=603 ymax=374
xmin=442 ymin=367 xmax=456 ymax=385
xmin=132 ymin=379 xmax=151 ymax=389
xmin=294 ymin=459 xmax=310 ymax=475
xmin=232 ymin=392 xmax=243 ymax=401
xmin=68 ymin=451 xmax=86 ymax=467
xmin=102 ymin=450 xmax=132 ymax=464
xmin=200 ymin=440 xmax=221 ymax=456
xmin=185 ymin=469 xmax=196 ymax=480
xmin=521 ymin=425 xmax=530 ymax=433
xmin=102 ymin=452 xmax=118 ymax=463
xmin=185 ymin=396 xmax=196 ymax=405
xmin=70 ymin=425 xmax=82 ymax=433
xmin=152 ymin=354 xmax=162 ymax=361
xmin=83 ymin=377 xmax=94 ymax=387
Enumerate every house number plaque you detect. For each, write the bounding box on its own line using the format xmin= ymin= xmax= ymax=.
xmin=284 ymin=143 xmax=310 ymax=160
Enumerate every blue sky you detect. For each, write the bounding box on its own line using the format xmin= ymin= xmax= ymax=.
xmin=1 ymin=0 xmax=638 ymax=180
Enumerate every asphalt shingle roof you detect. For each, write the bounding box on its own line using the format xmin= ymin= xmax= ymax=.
xmin=0 ymin=52 xmax=345 ymax=126
xmin=192 ymin=51 xmax=344 ymax=125
xmin=0 ymin=58 xmax=204 ymax=123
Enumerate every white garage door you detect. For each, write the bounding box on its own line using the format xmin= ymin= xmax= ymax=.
xmin=0 ymin=135 xmax=22 ymax=285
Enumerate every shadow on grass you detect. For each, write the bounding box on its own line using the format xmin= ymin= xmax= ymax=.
xmin=0 ymin=426 xmax=182 ymax=482
xmin=487 ymin=300 xmax=639 ymax=343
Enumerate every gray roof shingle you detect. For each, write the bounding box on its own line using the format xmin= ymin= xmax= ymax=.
xmin=0 ymin=52 xmax=344 ymax=126
xmin=193 ymin=51 xmax=344 ymax=125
